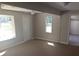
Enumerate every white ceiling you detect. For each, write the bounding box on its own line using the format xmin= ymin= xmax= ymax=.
xmin=44 ymin=2 xmax=79 ymax=11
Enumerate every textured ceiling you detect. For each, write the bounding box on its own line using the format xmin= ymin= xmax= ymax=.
xmin=43 ymin=2 xmax=79 ymax=11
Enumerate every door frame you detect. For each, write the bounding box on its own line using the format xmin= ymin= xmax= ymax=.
xmin=68 ymin=15 xmax=79 ymax=45
xmin=67 ymin=15 xmax=71 ymax=45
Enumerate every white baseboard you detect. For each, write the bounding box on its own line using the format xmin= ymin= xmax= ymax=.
xmin=0 ymin=40 xmax=25 ymax=51
xmin=59 ymin=41 xmax=68 ymax=45
xmin=0 ymin=37 xmax=68 ymax=51
xmin=0 ymin=38 xmax=33 ymax=51
xmin=35 ymin=36 xmax=68 ymax=45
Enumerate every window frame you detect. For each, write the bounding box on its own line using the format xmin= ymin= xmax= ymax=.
xmin=45 ymin=15 xmax=53 ymax=33
xmin=0 ymin=14 xmax=16 ymax=41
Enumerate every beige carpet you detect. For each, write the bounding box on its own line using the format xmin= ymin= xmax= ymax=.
xmin=0 ymin=39 xmax=79 ymax=56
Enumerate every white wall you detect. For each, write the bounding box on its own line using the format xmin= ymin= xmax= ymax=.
xmin=22 ymin=13 xmax=33 ymax=41
xmin=70 ymin=20 xmax=79 ymax=34
xmin=34 ymin=13 xmax=61 ymax=43
xmin=60 ymin=14 xmax=70 ymax=44
xmin=60 ymin=11 xmax=79 ymax=45
xmin=34 ymin=13 xmax=72 ymax=45
xmin=70 ymin=15 xmax=79 ymax=34
xmin=0 ymin=9 xmax=33 ymax=51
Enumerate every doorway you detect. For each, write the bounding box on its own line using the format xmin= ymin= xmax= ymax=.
xmin=69 ymin=15 xmax=79 ymax=46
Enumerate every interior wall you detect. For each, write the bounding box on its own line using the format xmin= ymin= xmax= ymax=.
xmin=70 ymin=20 xmax=79 ymax=34
xmin=22 ymin=13 xmax=33 ymax=41
xmin=34 ymin=13 xmax=72 ymax=45
xmin=60 ymin=11 xmax=79 ymax=45
xmin=60 ymin=14 xmax=70 ymax=44
xmin=0 ymin=9 xmax=33 ymax=51
xmin=34 ymin=13 xmax=61 ymax=42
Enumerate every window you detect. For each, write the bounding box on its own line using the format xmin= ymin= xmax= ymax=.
xmin=0 ymin=15 xmax=16 ymax=41
xmin=45 ymin=16 xmax=52 ymax=33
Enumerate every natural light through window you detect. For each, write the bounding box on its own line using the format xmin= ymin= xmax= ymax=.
xmin=46 ymin=16 xmax=52 ymax=33
xmin=0 ymin=50 xmax=7 ymax=56
xmin=0 ymin=15 xmax=16 ymax=41
xmin=48 ymin=42 xmax=55 ymax=46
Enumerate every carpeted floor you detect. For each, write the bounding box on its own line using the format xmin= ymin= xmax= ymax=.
xmin=1 ymin=39 xmax=79 ymax=56
xmin=69 ymin=35 xmax=79 ymax=46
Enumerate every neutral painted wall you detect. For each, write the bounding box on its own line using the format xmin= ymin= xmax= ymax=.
xmin=60 ymin=11 xmax=79 ymax=45
xmin=60 ymin=14 xmax=70 ymax=44
xmin=0 ymin=9 xmax=33 ymax=51
xmin=70 ymin=16 xmax=79 ymax=34
xmin=34 ymin=13 xmax=72 ymax=45
xmin=34 ymin=13 xmax=61 ymax=43
xmin=60 ymin=11 xmax=79 ymax=44
xmin=22 ymin=13 xmax=33 ymax=41
xmin=70 ymin=20 xmax=79 ymax=34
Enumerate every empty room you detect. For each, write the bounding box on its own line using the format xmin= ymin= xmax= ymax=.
xmin=0 ymin=2 xmax=79 ymax=56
